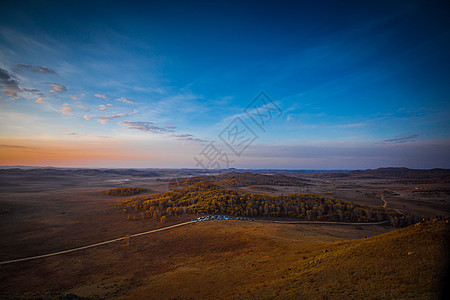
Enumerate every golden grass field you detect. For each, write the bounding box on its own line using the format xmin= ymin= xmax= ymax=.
xmin=1 ymin=218 xmax=448 ymax=299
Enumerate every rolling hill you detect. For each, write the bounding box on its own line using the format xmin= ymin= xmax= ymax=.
xmin=238 ymin=219 xmax=450 ymax=299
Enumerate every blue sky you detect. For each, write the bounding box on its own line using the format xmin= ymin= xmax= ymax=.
xmin=0 ymin=0 xmax=449 ymax=169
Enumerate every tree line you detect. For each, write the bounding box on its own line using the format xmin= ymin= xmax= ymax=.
xmin=117 ymin=181 xmax=416 ymax=226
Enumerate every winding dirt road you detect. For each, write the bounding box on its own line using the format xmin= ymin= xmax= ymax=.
xmin=381 ymin=194 xmax=404 ymax=215
xmin=0 ymin=218 xmax=390 ymax=266
xmin=381 ymin=195 xmax=388 ymax=208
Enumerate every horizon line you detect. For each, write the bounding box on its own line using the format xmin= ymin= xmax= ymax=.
xmin=1 ymin=165 xmax=448 ymax=171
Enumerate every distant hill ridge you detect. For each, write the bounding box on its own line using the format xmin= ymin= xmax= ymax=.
xmin=170 ymin=171 xmax=311 ymax=187
xmin=0 ymin=168 xmax=161 ymax=177
xmin=1 ymin=167 xmax=449 ymax=181
xmin=309 ymin=167 xmax=450 ymax=180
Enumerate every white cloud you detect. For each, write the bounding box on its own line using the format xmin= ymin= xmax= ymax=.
xmin=95 ymin=93 xmax=107 ymax=99
xmin=116 ymin=97 xmax=133 ymax=104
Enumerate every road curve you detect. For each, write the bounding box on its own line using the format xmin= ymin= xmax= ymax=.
xmin=380 ymin=194 xmax=404 ymax=215
xmin=0 ymin=218 xmax=390 ymax=265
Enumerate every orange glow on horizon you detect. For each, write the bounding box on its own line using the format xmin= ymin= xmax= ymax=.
xmin=0 ymin=136 xmax=186 ymax=168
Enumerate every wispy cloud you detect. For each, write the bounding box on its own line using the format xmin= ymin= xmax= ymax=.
xmin=0 ymin=68 xmax=21 ymax=97
xmin=98 ymin=113 xmax=128 ymax=124
xmin=382 ymin=133 xmax=421 ymax=143
xmin=95 ymin=93 xmax=107 ymax=99
xmin=14 ymin=64 xmax=57 ymax=75
xmin=97 ymin=108 xmax=138 ymax=124
xmin=49 ymin=83 xmax=66 ymax=94
xmin=83 ymin=115 xmax=92 ymax=120
xmin=119 ymin=121 xmax=175 ymax=134
xmin=0 ymin=144 xmax=37 ymax=149
xmin=172 ymin=133 xmax=207 ymax=143
xmin=0 ymin=67 xmax=41 ymax=98
xmin=116 ymin=97 xmax=133 ymax=104
xmin=35 ymin=97 xmax=44 ymax=103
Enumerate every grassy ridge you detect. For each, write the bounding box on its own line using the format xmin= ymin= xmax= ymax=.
xmin=118 ymin=181 xmax=412 ymax=225
xmin=170 ymin=171 xmax=311 ymax=187
xmin=238 ymin=219 xmax=450 ymax=299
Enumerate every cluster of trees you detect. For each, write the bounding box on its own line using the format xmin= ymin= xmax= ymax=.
xmin=118 ymin=181 xmax=413 ymax=226
xmin=170 ymin=172 xmax=310 ymax=187
xmin=104 ymin=187 xmax=145 ymax=196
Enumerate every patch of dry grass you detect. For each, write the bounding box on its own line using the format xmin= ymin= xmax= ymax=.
xmin=238 ymin=220 xmax=450 ymax=299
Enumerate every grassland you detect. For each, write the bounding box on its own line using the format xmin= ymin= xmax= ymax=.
xmin=0 ymin=168 xmax=448 ymax=299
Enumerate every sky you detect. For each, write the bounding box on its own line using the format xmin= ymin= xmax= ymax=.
xmin=0 ymin=0 xmax=449 ymax=169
